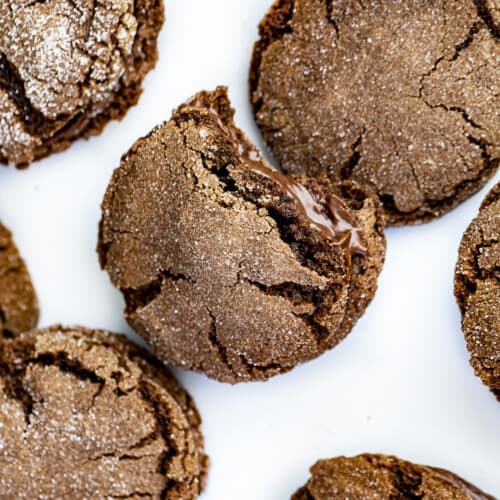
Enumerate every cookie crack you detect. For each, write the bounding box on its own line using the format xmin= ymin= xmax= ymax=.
xmin=324 ymin=0 xmax=340 ymax=36
xmin=123 ymin=269 xmax=194 ymax=316
xmin=450 ymin=23 xmax=481 ymax=62
xmin=138 ymin=380 xmax=196 ymax=499
xmin=205 ymin=307 xmax=283 ymax=377
xmin=340 ymin=132 xmax=364 ymax=179
xmin=99 ymin=225 xmax=167 ymax=270
xmin=417 ymin=22 xmax=483 ymax=100
xmin=249 ymin=0 xmax=295 ymax=113
xmin=379 ymin=117 xmax=497 ymax=219
xmin=205 ymin=307 xmax=235 ymax=373
xmin=415 ymin=18 xmax=494 ymax=139
xmin=78 ymin=1 xmax=98 ymax=91
xmin=417 ymin=54 xmax=446 ymax=98
xmin=449 ymin=106 xmax=484 ymax=131
xmin=390 ymin=466 xmax=424 ymax=499
xmin=0 ymin=52 xmax=51 ymax=136
xmin=473 ymin=0 xmax=500 ymax=38
xmin=123 ymin=278 xmax=162 ymax=314
xmin=237 ymin=352 xmax=285 ymax=376
xmin=360 ymin=456 xmax=425 ymax=499
xmin=467 ymin=133 xmax=497 ymax=170
xmin=0 ymin=349 xmax=107 ymax=425
xmin=416 ymin=96 xmax=486 ymax=133
xmin=0 ymin=306 xmax=15 ymax=338
xmin=90 ymin=414 xmax=163 ymax=463
xmin=460 ymin=238 xmax=499 ymax=307
xmin=247 ymin=280 xmax=334 ymax=344
xmin=169 ymin=115 xmax=352 ymax=355
xmin=30 ymin=352 xmax=106 ymax=402
xmin=0 ymin=363 xmax=35 ymax=424
xmin=391 ymin=134 xmax=425 ymax=198
xmin=87 ymin=447 xmax=159 ymax=465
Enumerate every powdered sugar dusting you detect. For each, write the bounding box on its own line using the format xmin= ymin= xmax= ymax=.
xmin=0 ymin=90 xmax=40 ymax=162
xmin=0 ymin=0 xmax=145 ymax=165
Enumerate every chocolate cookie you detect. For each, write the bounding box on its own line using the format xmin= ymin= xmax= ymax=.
xmin=250 ymin=0 xmax=500 ymax=225
xmin=0 ymin=326 xmax=208 ymax=499
xmin=455 ymin=182 xmax=499 ymax=399
xmin=0 ymin=222 xmax=38 ymax=338
xmin=98 ymin=86 xmax=385 ymax=383
xmin=0 ymin=0 xmax=164 ymax=167
xmin=293 ymin=454 xmax=494 ymax=499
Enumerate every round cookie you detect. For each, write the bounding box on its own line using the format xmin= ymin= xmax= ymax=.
xmin=293 ymin=454 xmax=494 ymax=499
xmin=455 ymin=182 xmax=499 ymax=400
xmin=250 ymin=0 xmax=500 ymax=225
xmin=0 ymin=325 xmax=208 ymax=499
xmin=98 ymin=86 xmax=386 ymax=383
xmin=0 ymin=222 xmax=38 ymax=338
xmin=0 ymin=0 xmax=164 ymax=167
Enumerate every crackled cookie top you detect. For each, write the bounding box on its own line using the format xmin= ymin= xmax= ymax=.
xmin=98 ymin=87 xmax=385 ymax=383
xmin=293 ymin=454 xmax=494 ymax=499
xmin=0 ymin=0 xmax=163 ymax=166
xmin=251 ymin=0 xmax=499 ymax=225
xmin=0 ymin=222 xmax=38 ymax=338
xmin=455 ymin=182 xmax=499 ymax=400
xmin=0 ymin=326 xmax=208 ymax=499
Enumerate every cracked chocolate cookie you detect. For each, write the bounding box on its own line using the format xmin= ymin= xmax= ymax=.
xmin=0 ymin=222 xmax=38 ymax=338
xmin=455 ymin=181 xmax=499 ymax=400
xmin=0 ymin=0 xmax=163 ymax=167
xmin=98 ymin=86 xmax=385 ymax=383
xmin=0 ymin=326 xmax=208 ymax=499
xmin=250 ymin=0 xmax=500 ymax=225
xmin=293 ymin=454 xmax=494 ymax=499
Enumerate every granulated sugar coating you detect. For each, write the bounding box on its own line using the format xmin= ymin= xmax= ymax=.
xmin=250 ymin=0 xmax=499 ymax=225
xmin=455 ymin=182 xmax=500 ymax=400
xmin=292 ymin=454 xmax=495 ymax=499
xmin=0 ymin=221 xmax=38 ymax=338
xmin=0 ymin=326 xmax=208 ymax=499
xmin=0 ymin=0 xmax=163 ymax=167
xmin=98 ymin=87 xmax=386 ymax=383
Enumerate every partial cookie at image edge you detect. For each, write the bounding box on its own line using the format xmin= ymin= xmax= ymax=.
xmin=292 ymin=454 xmax=495 ymax=499
xmin=0 ymin=221 xmax=38 ymax=338
xmin=455 ymin=181 xmax=499 ymax=400
xmin=0 ymin=325 xmax=208 ymax=499
xmin=250 ymin=0 xmax=499 ymax=225
xmin=0 ymin=0 xmax=164 ymax=167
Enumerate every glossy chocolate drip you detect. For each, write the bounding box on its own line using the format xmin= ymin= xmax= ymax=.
xmin=242 ymin=158 xmax=368 ymax=262
xmin=184 ymin=93 xmax=368 ymax=262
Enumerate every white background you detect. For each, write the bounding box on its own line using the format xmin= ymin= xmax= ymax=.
xmin=0 ymin=1 xmax=499 ymax=498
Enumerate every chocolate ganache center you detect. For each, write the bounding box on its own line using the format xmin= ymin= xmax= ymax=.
xmin=183 ymin=93 xmax=368 ymax=262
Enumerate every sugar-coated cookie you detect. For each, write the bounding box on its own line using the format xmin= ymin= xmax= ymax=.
xmin=98 ymin=87 xmax=385 ymax=383
xmin=250 ymin=0 xmax=499 ymax=225
xmin=293 ymin=454 xmax=494 ymax=499
xmin=0 ymin=0 xmax=163 ymax=167
xmin=0 ymin=221 xmax=38 ymax=338
xmin=0 ymin=326 xmax=208 ymax=499
xmin=455 ymin=182 xmax=499 ymax=400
